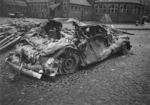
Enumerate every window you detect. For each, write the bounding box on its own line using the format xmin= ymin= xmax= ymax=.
xmin=123 ymin=5 xmax=128 ymax=13
xmin=78 ymin=7 xmax=80 ymax=11
xmin=120 ymin=5 xmax=123 ymax=13
xmin=140 ymin=7 xmax=144 ymax=14
xmin=57 ymin=5 xmax=60 ymax=10
xmin=138 ymin=7 xmax=140 ymax=14
xmin=71 ymin=6 xmax=74 ymax=10
xmin=79 ymin=7 xmax=80 ymax=11
xmin=86 ymin=8 xmax=88 ymax=11
xmin=64 ymin=6 xmax=67 ymax=11
xmin=133 ymin=6 xmax=138 ymax=14
xmin=120 ymin=5 xmax=128 ymax=13
xmin=75 ymin=6 xmax=77 ymax=11
xmin=109 ymin=5 xmax=115 ymax=13
xmin=115 ymin=7 xmax=118 ymax=13
xmin=99 ymin=4 xmax=102 ymax=8
xmin=94 ymin=4 xmax=98 ymax=13
xmin=103 ymin=6 xmax=106 ymax=13
xmin=96 ymin=9 xmax=98 ymax=13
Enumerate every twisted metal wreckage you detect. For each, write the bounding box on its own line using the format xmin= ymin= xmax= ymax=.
xmin=0 ymin=18 xmax=134 ymax=79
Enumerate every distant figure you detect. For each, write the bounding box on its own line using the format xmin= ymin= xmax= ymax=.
xmin=135 ymin=20 xmax=139 ymax=26
xmin=141 ymin=16 xmax=147 ymax=25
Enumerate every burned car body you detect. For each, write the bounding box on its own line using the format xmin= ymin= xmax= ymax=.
xmin=5 ymin=20 xmax=132 ymax=79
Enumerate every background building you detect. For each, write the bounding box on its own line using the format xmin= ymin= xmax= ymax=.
xmin=0 ymin=0 xmax=149 ymax=23
xmin=94 ymin=0 xmax=145 ymax=23
xmin=69 ymin=0 xmax=92 ymax=20
xmin=143 ymin=0 xmax=150 ymax=21
xmin=0 ymin=0 xmax=92 ymax=20
xmin=54 ymin=0 xmax=92 ymax=21
xmin=0 ymin=0 xmax=2 ymax=16
xmin=26 ymin=0 xmax=51 ymax=18
xmin=2 ymin=0 xmax=27 ymax=17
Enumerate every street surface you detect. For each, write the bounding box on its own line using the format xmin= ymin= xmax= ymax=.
xmin=0 ymin=18 xmax=150 ymax=105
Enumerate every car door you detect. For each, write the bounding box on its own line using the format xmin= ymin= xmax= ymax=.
xmin=82 ymin=36 xmax=108 ymax=65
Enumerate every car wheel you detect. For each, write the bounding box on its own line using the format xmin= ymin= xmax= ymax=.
xmin=62 ymin=53 xmax=80 ymax=74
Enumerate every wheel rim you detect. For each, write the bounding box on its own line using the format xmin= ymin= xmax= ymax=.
xmin=65 ymin=58 xmax=74 ymax=67
xmin=62 ymin=54 xmax=79 ymax=74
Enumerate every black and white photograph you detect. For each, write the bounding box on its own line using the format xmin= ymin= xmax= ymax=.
xmin=0 ymin=0 xmax=150 ymax=105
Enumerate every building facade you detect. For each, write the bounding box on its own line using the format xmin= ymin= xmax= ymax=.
xmin=26 ymin=0 xmax=145 ymax=22
xmin=69 ymin=0 xmax=92 ymax=21
xmin=26 ymin=0 xmax=53 ymax=18
xmin=54 ymin=0 xmax=92 ymax=21
xmin=94 ymin=0 xmax=145 ymax=23
xmin=144 ymin=0 xmax=150 ymax=21
xmin=0 ymin=0 xmax=147 ymax=23
xmin=0 ymin=0 xmax=3 ymax=16
xmin=2 ymin=0 xmax=27 ymax=17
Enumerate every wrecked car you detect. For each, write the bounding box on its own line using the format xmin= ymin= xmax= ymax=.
xmin=5 ymin=19 xmax=132 ymax=79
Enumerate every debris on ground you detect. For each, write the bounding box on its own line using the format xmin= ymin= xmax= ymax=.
xmin=0 ymin=19 xmax=40 ymax=51
xmin=3 ymin=18 xmax=133 ymax=79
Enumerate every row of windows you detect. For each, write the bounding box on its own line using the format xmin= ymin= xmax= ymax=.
xmin=29 ymin=4 xmax=48 ymax=18
xmin=7 ymin=6 xmax=26 ymax=13
xmin=30 ymin=4 xmax=48 ymax=12
xmin=94 ymin=4 xmax=144 ymax=14
xmin=71 ymin=5 xmax=90 ymax=12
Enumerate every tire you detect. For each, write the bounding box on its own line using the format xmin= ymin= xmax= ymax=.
xmin=61 ymin=53 xmax=80 ymax=74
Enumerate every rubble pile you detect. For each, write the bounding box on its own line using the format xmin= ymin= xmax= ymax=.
xmin=0 ymin=19 xmax=40 ymax=51
xmin=4 ymin=18 xmax=133 ymax=79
